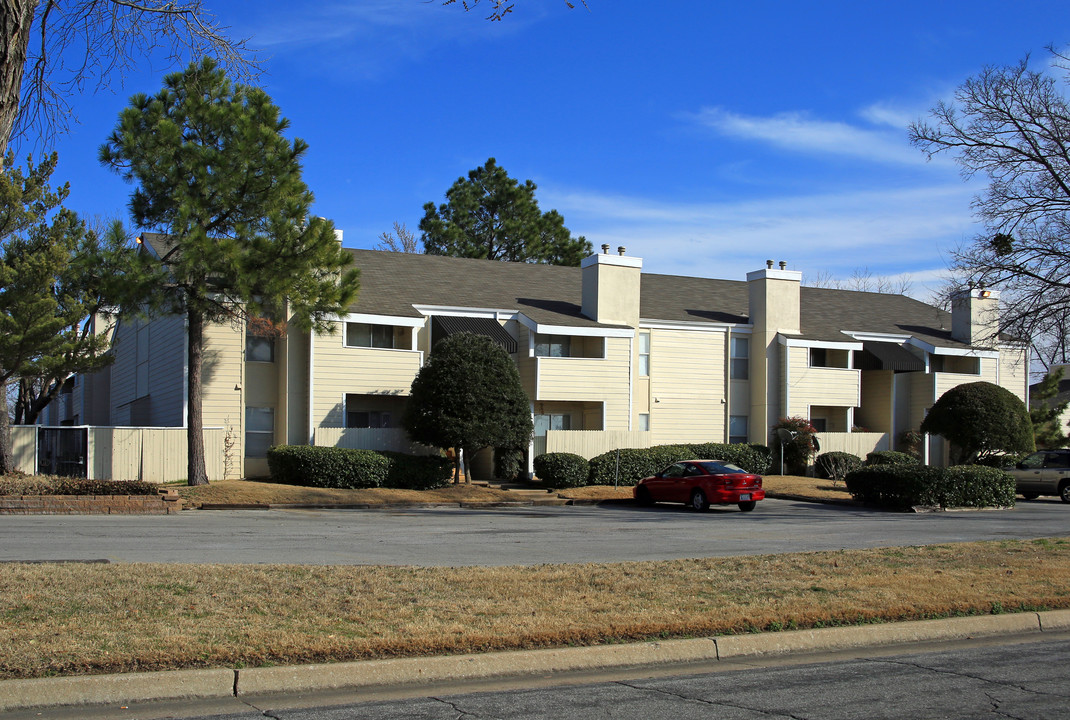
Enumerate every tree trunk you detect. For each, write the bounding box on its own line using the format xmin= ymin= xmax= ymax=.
xmin=186 ymin=310 xmax=208 ymax=486
xmin=0 ymin=0 xmax=36 ymax=159
xmin=0 ymin=378 xmax=11 ymax=475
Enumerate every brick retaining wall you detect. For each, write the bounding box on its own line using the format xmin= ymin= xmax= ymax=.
xmin=0 ymin=490 xmax=182 ymax=515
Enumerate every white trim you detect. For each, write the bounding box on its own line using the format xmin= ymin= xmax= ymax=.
xmin=580 ymin=253 xmax=643 ymax=270
xmin=517 ymin=313 xmax=634 ymax=338
xmin=906 ymin=337 xmax=999 ymax=358
xmin=411 ymin=304 xmax=519 ymax=320
xmin=780 ymin=337 xmax=863 ymax=351
xmin=342 ymin=313 xmax=425 ymax=328
xmin=841 ymin=331 xmax=912 ymax=343
xmin=639 ymin=319 xmax=741 ymax=332
xmin=746 ymin=268 xmax=802 ymax=282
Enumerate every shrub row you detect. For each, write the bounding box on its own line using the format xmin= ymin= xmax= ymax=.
xmin=534 ymin=443 xmax=772 ymax=488
xmin=844 ymin=464 xmax=1014 ymax=509
xmin=266 ymin=446 xmax=452 ymax=490
xmin=0 ymin=476 xmax=160 ymax=496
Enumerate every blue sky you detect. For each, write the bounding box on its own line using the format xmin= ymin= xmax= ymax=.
xmin=28 ymin=0 xmax=1067 ymax=301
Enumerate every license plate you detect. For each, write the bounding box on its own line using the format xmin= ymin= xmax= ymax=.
xmin=739 ymin=493 xmax=750 ymax=501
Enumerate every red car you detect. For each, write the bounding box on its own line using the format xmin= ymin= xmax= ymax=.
xmin=634 ymin=459 xmax=765 ymax=512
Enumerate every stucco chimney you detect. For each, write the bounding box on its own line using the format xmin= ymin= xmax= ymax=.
xmin=951 ymin=288 xmax=1000 ymax=346
xmin=581 ymin=251 xmax=642 ymax=327
xmin=747 ymin=261 xmax=802 ymax=443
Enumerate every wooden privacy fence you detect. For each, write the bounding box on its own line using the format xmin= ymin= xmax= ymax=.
xmin=542 ymin=430 xmax=653 ymax=459
xmin=11 ymin=426 xmax=225 ymax=483
xmin=314 ymin=427 xmax=437 ymax=455
xmin=813 ymin=431 xmax=890 ymax=459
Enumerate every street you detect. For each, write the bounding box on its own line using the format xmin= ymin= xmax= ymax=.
xmin=0 ymin=497 xmax=1067 ymax=566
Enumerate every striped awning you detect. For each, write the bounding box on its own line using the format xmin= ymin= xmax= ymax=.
xmin=859 ymin=341 xmax=925 ymax=372
xmin=431 ymin=315 xmax=518 ymax=354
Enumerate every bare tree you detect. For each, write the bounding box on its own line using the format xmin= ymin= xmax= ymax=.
xmin=0 ymin=0 xmax=257 ymax=159
xmin=375 ymin=221 xmax=421 ymax=253
xmin=909 ymin=48 xmax=1070 ymax=352
xmin=442 ymin=0 xmax=587 ymax=21
xmin=803 ymin=267 xmax=914 ymax=295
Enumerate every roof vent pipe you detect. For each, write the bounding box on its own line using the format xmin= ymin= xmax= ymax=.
xmin=766 ymin=260 xmax=774 ymax=269
xmin=617 ymin=246 xmax=626 ymax=256
xmin=601 ymin=244 xmax=610 ymax=254
xmin=779 ymin=261 xmax=787 ymax=270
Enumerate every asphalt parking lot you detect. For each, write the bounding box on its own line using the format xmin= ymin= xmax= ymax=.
xmin=2 ymin=497 xmax=1067 ymax=565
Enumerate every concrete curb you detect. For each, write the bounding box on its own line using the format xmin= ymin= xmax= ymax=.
xmin=4 ymin=610 xmax=1070 ymax=712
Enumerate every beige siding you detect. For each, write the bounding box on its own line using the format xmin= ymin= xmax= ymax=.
xmin=536 ymin=336 xmax=631 ymax=430
xmin=858 ymin=370 xmax=894 ymax=434
xmin=201 ymin=322 xmax=244 ymax=474
xmin=146 ymin=315 xmax=187 ymax=425
xmin=998 ymin=346 xmax=1029 ymax=403
xmin=285 ymin=329 xmax=310 ymax=445
xmin=10 ymin=426 xmax=36 ymax=473
xmin=908 ymin=372 xmax=936 ymax=430
xmin=935 ymin=366 xmax=992 ymax=400
xmin=786 ymin=347 xmax=860 ymax=416
xmin=312 ymin=323 xmax=424 ymax=428
xmin=649 ymin=329 xmax=726 ymax=444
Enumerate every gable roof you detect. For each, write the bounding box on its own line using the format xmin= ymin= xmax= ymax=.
xmin=342 ymin=249 xmax=964 ymax=346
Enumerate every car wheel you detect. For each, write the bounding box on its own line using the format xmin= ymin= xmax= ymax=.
xmin=690 ymin=489 xmax=709 ymax=512
xmin=738 ymin=500 xmax=757 ymax=512
xmin=1060 ymin=482 xmax=1070 ymax=504
xmin=1021 ymin=492 xmax=1040 ymax=500
xmin=636 ymin=486 xmax=654 ymax=507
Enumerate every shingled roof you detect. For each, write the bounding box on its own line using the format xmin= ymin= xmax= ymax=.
xmin=344 ymin=249 xmax=965 ymax=346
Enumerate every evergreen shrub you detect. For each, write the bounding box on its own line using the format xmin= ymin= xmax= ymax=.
xmin=844 ymin=464 xmax=1014 ymax=509
xmin=267 ymin=446 xmax=389 ymax=489
xmin=814 ymin=451 xmax=863 ymax=480
xmin=865 ymin=450 xmax=920 ymax=466
xmin=533 ymin=453 xmax=590 ymax=488
xmin=378 ymin=451 xmax=453 ymax=490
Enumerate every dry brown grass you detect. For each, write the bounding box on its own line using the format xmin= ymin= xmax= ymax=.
xmin=554 ymin=485 xmax=634 ymax=501
xmin=177 ymin=480 xmax=519 ymax=507
xmin=2 ymin=538 xmax=1068 ymax=680
xmin=762 ymin=474 xmax=856 ymax=502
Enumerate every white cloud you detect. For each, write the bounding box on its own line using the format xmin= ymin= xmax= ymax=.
xmin=542 ymin=182 xmax=977 ymax=300
xmin=688 ymin=106 xmax=932 ymax=166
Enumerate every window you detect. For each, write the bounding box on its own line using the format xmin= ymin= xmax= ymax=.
xmin=638 ymin=413 xmax=650 ymax=431
xmin=810 ymin=348 xmax=827 ymax=368
xmin=534 ymin=334 xmax=571 ymax=358
xmin=810 ymin=418 xmax=827 ymax=433
xmin=246 ymin=335 xmax=275 ymax=362
xmin=347 ymin=411 xmax=392 ymax=429
xmin=639 ymin=332 xmax=650 ymax=376
xmin=730 ymin=337 xmax=749 ymax=379
xmin=346 ymin=322 xmax=395 ymax=349
xmin=245 ymin=407 xmax=274 ymax=458
xmin=534 ymin=413 xmax=571 ymax=436
xmin=729 ymin=415 xmax=748 ymax=444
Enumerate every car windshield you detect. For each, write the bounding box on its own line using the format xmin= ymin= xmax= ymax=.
xmin=695 ymin=461 xmax=746 ymax=474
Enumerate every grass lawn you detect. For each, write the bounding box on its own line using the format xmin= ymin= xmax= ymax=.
xmin=1 ymin=538 xmax=1068 ymax=679
xmin=173 ymin=474 xmax=854 ymax=507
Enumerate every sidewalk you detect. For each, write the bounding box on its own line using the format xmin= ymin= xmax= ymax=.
xmin=4 ymin=610 xmax=1069 ymax=713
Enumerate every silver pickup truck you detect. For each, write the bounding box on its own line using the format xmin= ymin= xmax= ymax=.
xmin=1004 ymin=450 xmax=1070 ymax=503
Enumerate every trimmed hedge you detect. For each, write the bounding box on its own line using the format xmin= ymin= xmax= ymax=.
xmin=0 ymin=476 xmax=160 ymax=496
xmin=267 ymin=446 xmax=390 ymax=489
xmin=585 ymin=443 xmax=771 ymax=486
xmin=377 ymin=451 xmax=453 ymax=490
xmin=533 ymin=453 xmax=590 ymax=488
xmin=844 ymin=464 xmax=1014 ymax=509
xmin=814 ymin=451 xmax=863 ymax=480
xmin=865 ymin=450 xmax=920 ymax=466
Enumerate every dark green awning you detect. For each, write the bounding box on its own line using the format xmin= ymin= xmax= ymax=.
xmin=859 ymin=341 xmax=925 ymax=372
xmin=431 ymin=315 xmax=518 ymax=354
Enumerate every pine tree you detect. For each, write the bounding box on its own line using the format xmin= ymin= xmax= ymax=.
xmin=0 ymin=154 xmax=135 ymax=473
xmin=420 ymin=158 xmax=591 ymax=266
xmin=1031 ymin=368 xmax=1070 ymax=449
xmin=100 ymin=58 xmax=360 ymax=486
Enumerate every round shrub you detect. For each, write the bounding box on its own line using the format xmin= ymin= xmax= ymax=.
xmin=814 ymin=451 xmax=863 ymax=480
xmin=533 ymin=453 xmax=590 ymax=488
xmin=866 ymin=450 xmax=920 ymax=466
xmin=845 ymin=464 xmax=941 ymax=508
xmin=267 ymin=445 xmax=389 ymax=489
xmin=920 ymin=381 xmax=1034 ymax=464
